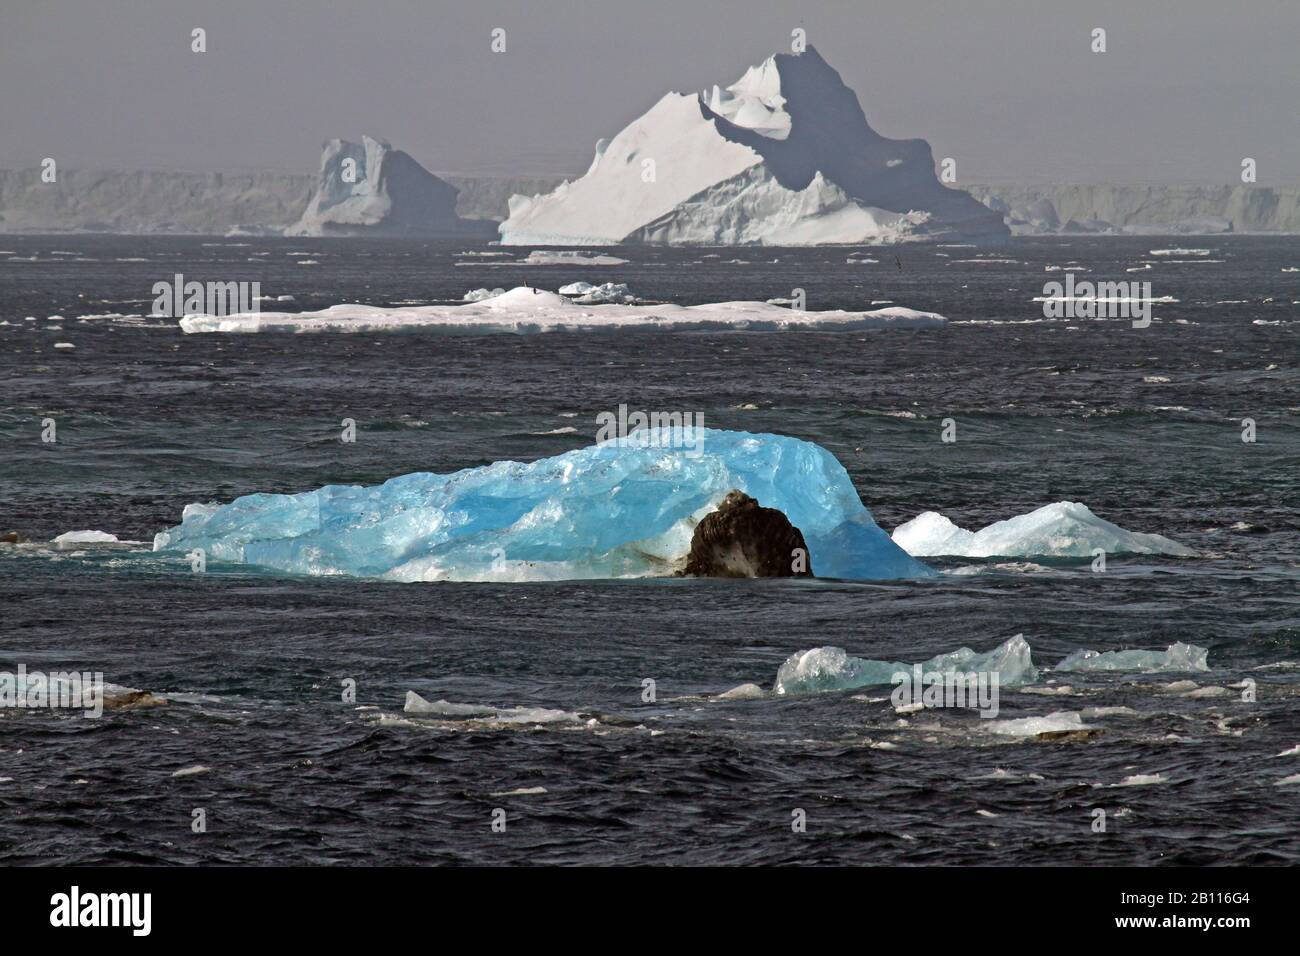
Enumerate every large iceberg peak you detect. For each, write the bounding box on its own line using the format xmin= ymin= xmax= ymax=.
xmin=703 ymin=54 xmax=791 ymax=140
xmin=500 ymin=45 xmax=1006 ymax=246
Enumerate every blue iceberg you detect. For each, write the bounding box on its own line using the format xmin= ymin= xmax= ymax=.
xmin=153 ymin=428 xmax=931 ymax=582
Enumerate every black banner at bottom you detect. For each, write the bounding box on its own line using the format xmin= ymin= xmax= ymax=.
xmin=0 ymin=865 xmax=1279 ymax=941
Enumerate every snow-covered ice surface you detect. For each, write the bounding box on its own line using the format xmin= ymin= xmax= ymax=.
xmin=179 ymin=286 xmax=947 ymax=334
xmin=557 ymin=281 xmax=638 ymax=303
xmin=153 ymin=428 xmax=931 ymax=582
xmin=52 ymin=530 xmax=121 ymax=546
xmin=499 ymin=46 xmax=1006 ymax=246
xmin=774 ymin=633 xmax=1036 ymax=695
xmin=891 ymin=501 xmax=1195 ymax=558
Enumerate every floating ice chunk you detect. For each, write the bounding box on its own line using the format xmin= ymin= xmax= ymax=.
xmin=985 ymin=710 xmax=1089 ymax=737
xmin=154 ymin=428 xmax=931 ymax=582
xmin=403 ymin=694 xmax=497 ymax=717
xmin=774 ymin=633 xmax=1036 ymax=696
xmin=463 ymin=287 xmax=505 ymax=302
xmin=1082 ymin=706 xmax=1139 ymax=718
xmin=170 ymin=765 xmax=211 ymax=778
xmin=559 ymin=281 xmax=635 ymax=303
xmin=892 ymin=501 xmax=1195 ymax=558
xmin=179 ymin=287 xmax=945 ymax=334
xmin=403 ymin=691 xmax=578 ymax=725
xmin=715 ymin=682 xmax=766 ymax=701
xmin=53 ymin=530 xmax=120 ymax=547
xmin=1113 ymin=773 xmax=1166 ymax=787
xmin=891 ymin=512 xmax=975 ymax=556
xmin=1055 ymin=642 xmax=1209 ymax=674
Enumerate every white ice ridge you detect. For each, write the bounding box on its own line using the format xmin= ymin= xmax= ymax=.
xmin=179 ymin=286 xmax=947 ymax=334
xmin=774 ymin=634 xmax=1037 ymax=696
xmin=499 ymin=46 xmax=1006 ymax=246
xmin=891 ymin=502 xmax=1196 ymax=559
xmin=1055 ymin=642 xmax=1210 ymax=674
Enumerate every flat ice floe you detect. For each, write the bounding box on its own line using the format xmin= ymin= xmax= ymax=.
xmin=518 ymin=250 xmax=628 ymax=266
xmin=50 ymin=530 xmax=145 ymax=549
xmin=891 ymin=501 xmax=1195 ymax=559
xmin=179 ymin=286 xmax=947 ymax=334
xmin=403 ymin=692 xmax=581 ymax=725
xmin=985 ymin=710 xmax=1091 ymax=737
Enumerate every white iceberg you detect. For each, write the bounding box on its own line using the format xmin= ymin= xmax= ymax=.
xmin=288 ymin=135 xmax=493 ymax=238
xmin=891 ymin=501 xmax=1195 ymax=558
xmin=179 ymin=286 xmax=946 ymax=334
xmin=499 ymin=47 xmax=1006 ymax=246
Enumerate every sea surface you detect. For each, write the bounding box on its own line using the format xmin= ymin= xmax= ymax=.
xmin=1 ymin=234 xmax=1298 ymax=865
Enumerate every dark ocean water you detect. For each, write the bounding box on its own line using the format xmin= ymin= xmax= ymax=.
xmin=1 ymin=234 xmax=1298 ymax=865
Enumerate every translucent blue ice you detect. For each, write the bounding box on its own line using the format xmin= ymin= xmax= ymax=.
xmin=153 ymin=427 xmax=932 ymax=582
xmin=774 ymin=634 xmax=1038 ymax=695
xmin=1055 ymin=642 xmax=1209 ymax=673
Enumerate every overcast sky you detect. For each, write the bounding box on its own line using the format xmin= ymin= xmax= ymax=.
xmin=2 ymin=0 xmax=1296 ymax=182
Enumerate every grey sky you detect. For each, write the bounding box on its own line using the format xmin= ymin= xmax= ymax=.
xmin=2 ymin=0 xmax=1296 ymax=182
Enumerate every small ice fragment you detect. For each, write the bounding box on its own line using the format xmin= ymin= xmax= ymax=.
xmin=1113 ymin=773 xmax=1166 ymax=787
xmin=715 ymin=683 xmax=765 ymax=701
xmin=892 ymin=501 xmax=1195 ymax=558
xmin=53 ymin=530 xmax=119 ymax=547
xmin=1056 ymin=642 xmax=1209 ymax=674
